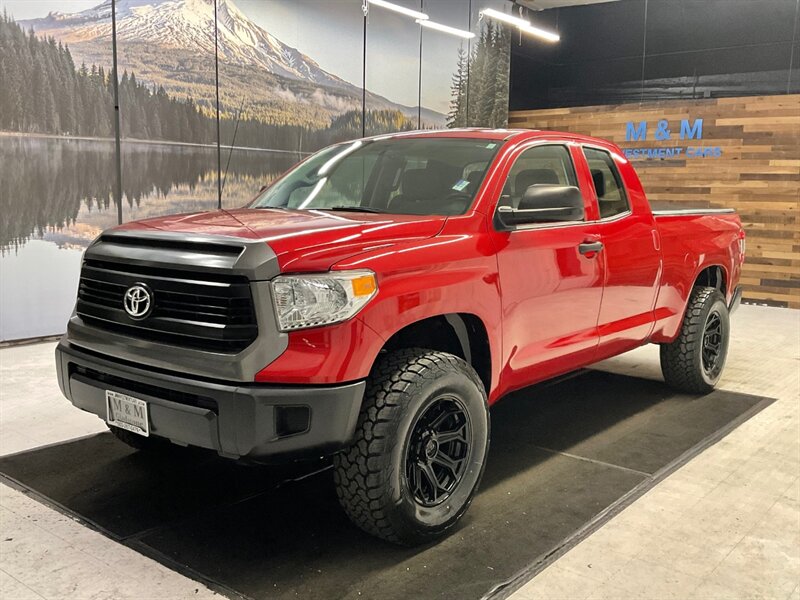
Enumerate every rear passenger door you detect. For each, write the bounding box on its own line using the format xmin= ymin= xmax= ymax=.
xmin=582 ymin=146 xmax=661 ymax=357
xmin=490 ymin=143 xmax=605 ymax=390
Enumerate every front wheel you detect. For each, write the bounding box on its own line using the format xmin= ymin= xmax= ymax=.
xmin=333 ymin=348 xmax=490 ymax=545
xmin=660 ymin=286 xmax=730 ymax=394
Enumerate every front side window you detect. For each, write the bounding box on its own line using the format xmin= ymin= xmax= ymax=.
xmin=251 ymin=138 xmax=502 ymax=216
xmin=584 ymin=147 xmax=629 ymax=219
xmin=502 ymin=145 xmax=579 ymax=214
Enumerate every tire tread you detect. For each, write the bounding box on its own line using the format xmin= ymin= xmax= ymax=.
xmin=333 ymin=348 xmax=485 ymax=544
xmin=660 ymin=286 xmax=726 ymax=394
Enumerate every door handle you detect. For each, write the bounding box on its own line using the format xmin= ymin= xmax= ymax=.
xmin=578 ymin=241 xmax=603 ymax=256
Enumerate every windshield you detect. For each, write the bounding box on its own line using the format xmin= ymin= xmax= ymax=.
xmin=250 ymin=137 xmax=502 ymax=216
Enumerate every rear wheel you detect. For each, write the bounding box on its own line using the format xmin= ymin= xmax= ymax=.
xmin=333 ymin=348 xmax=490 ymax=545
xmin=660 ymin=286 xmax=730 ymax=394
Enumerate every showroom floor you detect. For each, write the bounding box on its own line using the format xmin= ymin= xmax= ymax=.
xmin=0 ymin=304 xmax=797 ymax=600
xmin=512 ymin=305 xmax=800 ymax=600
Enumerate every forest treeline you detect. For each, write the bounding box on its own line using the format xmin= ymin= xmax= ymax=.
xmin=448 ymin=20 xmax=510 ymax=129
xmin=0 ymin=12 xmax=221 ymax=142
xmin=0 ymin=12 xmax=116 ymax=138
xmin=1 ymin=12 xmax=510 ymax=152
xmin=0 ymin=13 xmax=415 ymax=151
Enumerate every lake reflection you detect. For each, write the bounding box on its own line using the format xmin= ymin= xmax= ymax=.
xmin=1 ymin=136 xmax=299 ymax=251
xmin=0 ymin=136 xmax=300 ymax=340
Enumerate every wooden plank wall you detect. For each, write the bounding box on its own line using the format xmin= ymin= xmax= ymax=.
xmin=509 ymin=94 xmax=800 ymax=309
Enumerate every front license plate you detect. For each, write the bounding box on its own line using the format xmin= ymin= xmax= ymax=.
xmin=106 ymin=390 xmax=149 ymax=437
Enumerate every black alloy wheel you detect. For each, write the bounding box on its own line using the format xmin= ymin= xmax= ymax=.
xmin=660 ymin=286 xmax=730 ymax=394
xmin=334 ymin=348 xmax=490 ymax=545
xmin=701 ymin=310 xmax=723 ymax=376
xmin=405 ymin=396 xmax=471 ymax=507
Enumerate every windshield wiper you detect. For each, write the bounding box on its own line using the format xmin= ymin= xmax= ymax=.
xmin=322 ymin=206 xmax=387 ymax=214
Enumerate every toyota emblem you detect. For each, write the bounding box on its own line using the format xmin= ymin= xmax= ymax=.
xmin=123 ymin=283 xmax=153 ymax=320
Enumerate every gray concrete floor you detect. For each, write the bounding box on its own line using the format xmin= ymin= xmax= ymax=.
xmin=0 ymin=304 xmax=798 ymax=599
xmin=513 ymin=305 xmax=800 ymax=600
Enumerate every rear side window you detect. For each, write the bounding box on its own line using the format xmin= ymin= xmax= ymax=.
xmin=584 ymin=148 xmax=629 ymax=219
xmin=503 ymin=145 xmax=578 ymax=212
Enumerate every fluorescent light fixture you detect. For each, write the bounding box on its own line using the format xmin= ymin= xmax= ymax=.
xmin=519 ymin=23 xmax=560 ymax=42
xmin=367 ymin=0 xmax=428 ymax=20
xmin=479 ymin=7 xmax=529 ymax=28
xmin=416 ymin=19 xmax=475 ymax=39
xmin=480 ymin=7 xmax=560 ymax=42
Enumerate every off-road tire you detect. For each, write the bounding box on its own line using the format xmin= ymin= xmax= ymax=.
xmin=660 ymin=286 xmax=730 ymax=394
xmin=107 ymin=424 xmax=169 ymax=452
xmin=333 ymin=348 xmax=490 ymax=545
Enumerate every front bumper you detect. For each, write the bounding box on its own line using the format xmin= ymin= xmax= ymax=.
xmin=55 ymin=341 xmax=365 ymax=461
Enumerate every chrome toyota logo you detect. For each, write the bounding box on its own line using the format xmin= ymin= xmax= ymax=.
xmin=123 ymin=283 xmax=153 ymax=320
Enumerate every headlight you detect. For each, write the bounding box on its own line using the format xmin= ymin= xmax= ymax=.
xmin=271 ymin=270 xmax=378 ymax=331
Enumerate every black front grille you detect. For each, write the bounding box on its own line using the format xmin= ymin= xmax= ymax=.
xmin=70 ymin=364 xmax=218 ymax=412
xmin=76 ymin=259 xmax=258 ymax=353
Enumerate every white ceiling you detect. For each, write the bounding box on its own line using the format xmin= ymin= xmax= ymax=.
xmin=517 ymin=0 xmax=619 ymax=10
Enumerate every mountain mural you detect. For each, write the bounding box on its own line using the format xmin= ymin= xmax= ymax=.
xmin=19 ymin=0 xmax=445 ymax=129
xmin=0 ymin=0 xmax=512 ymax=342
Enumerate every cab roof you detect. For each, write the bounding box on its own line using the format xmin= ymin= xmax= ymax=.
xmin=365 ymin=127 xmax=612 ymax=147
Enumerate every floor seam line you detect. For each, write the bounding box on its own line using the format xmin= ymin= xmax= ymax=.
xmin=0 ymin=565 xmax=49 ymax=600
xmin=532 ymin=446 xmax=652 ymax=478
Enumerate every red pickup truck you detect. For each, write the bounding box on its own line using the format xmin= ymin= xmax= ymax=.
xmin=56 ymin=129 xmax=744 ymax=545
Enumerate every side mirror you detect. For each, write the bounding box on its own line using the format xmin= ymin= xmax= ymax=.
xmin=496 ymin=185 xmax=584 ymax=229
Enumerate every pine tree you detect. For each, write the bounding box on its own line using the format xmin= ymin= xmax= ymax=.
xmin=490 ymin=26 xmax=510 ymax=127
xmin=31 ymin=56 xmax=48 ymax=132
xmin=479 ymin=21 xmax=498 ymax=125
xmin=447 ymin=45 xmax=468 ymax=128
xmin=445 ymin=19 xmax=512 ymax=129
xmin=466 ymin=25 xmax=487 ymax=126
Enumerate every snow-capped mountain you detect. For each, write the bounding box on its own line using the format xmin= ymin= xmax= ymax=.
xmin=19 ymin=0 xmax=446 ymax=126
xmin=21 ymin=0 xmax=354 ymax=91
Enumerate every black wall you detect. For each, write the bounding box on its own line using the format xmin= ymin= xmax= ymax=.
xmin=510 ymin=0 xmax=800 ymax=110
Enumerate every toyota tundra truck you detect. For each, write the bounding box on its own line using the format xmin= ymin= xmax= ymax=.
xmin=55 ymin=129 xmax=745 ymax=545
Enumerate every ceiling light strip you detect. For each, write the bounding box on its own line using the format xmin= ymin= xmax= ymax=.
xmin=367 ymin=0 xmax=429 ymax=21
xmin=480 ymin=7 xmax=560 ymax=43
xmin=416 ymin=19 xmax=475 ymax=39
xmin=480 ymin=7 xmax=529 ymax=28
xmin=519 ymin=23 xmax=560 ymax=42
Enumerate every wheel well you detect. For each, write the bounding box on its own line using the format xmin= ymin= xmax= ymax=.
xmin=381 ymin=314 xmax=492 ymax=394
xmin=694 ymin=265 xmax=727 ymax=295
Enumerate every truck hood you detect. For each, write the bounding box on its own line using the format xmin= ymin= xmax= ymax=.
xmin=116 ymin=208 xmax=446 ymax=272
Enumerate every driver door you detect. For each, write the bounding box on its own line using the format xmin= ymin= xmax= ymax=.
xmin=489 ymin=143 xmax=604 ymax=391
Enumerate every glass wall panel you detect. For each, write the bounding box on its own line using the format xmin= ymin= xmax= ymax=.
xmin=217 ymin=0 xmax=364 ymax=207
xmin=0 ymin=0 xmax=118 ymax=339
xmin=365 ymin=0 xmax=422 ymax=135
xmin=420 ymin=0 xmax=470 ymax=129
xmin=467 ymin=0 xmax=513 ymax=127
xmin=115 ymin=0 xmax=219 ymax=223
